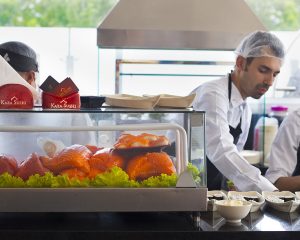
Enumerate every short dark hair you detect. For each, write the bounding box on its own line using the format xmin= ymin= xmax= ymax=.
xmin=0 ymin=41 xmax=38 ymax=72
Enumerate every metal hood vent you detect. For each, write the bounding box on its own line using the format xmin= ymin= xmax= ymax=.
xmin=97 ymin=0 xmax=266 ymax=50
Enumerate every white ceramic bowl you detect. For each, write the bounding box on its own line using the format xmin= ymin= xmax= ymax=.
xmin=215 ymin=200 xmax=252 ymax=224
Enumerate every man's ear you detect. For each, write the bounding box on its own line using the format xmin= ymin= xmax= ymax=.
xmin=25 ymin=71 xmax=36 ymax=86
xmin=235 ymin=56 xmax=247 ymax=71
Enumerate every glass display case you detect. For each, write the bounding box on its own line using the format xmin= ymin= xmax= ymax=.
xmin=0 ymin=107 xmax=207 ymax=212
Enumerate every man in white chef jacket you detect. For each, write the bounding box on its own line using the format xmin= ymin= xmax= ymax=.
xmin=265 ymin=108 xmax=300 ymax=192
xmin=192 ymin=31 xmax=285 ymax=192
xmin=0 ymin=41 xmax=96 ymax=162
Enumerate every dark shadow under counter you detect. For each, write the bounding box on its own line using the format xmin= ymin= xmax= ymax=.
xmin=0 ymin=210 xmax=300 ymax=240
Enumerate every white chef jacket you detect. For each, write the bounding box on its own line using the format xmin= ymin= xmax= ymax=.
xmin=192 ymin=75 xmax=277 ymax=192
xmin=0 ymin=112 xmax=96 ymax=162
xmin=265 ymin=108 xmax=300 ymax=183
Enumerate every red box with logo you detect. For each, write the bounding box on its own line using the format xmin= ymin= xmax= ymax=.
xmin=42 ymin=92 xmax=80 ymax=109
xmin=40 ymin=76 xmax=80 ymax=109
xmin=0 ymin=84 xmax=33 ymax=109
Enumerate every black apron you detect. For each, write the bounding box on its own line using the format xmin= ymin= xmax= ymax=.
xmin=292 ymin=145 xmax=300 ymax=176
xmin=206 ymin=73 xmax=243 ymax=190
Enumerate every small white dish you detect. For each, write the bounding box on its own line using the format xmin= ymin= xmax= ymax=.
xmin=155 ymin=94 xmax=196 ymax=108
xmin=207 ymin=190 xmax=228 ymax=211
xmin=228 ymin=191 xmax=265 ymax=212
xmin=262 ymin=191 xmax=300 ymax=213
xmin=215 ymin=200 xmax=252 ymax=224
xmin=295 ymin=192 xmax=300 ymax=199
xmin=143 ymin=94 xmax=196 ymax=108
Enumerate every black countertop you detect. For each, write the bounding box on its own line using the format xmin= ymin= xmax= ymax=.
xmin=0 ymin=205 xmax=300 ymax=240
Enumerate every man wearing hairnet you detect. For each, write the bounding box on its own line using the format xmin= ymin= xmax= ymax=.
xmin=192 ymin=31 xmax=285 ymax=192
xmin=0 ymin=41 xmax=96 ymax=162
xmin=0 ymin=41 xmax=38 ymax=89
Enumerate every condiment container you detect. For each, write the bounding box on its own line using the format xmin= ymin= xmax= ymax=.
xmin=269 ymin=105 xmax=288 ymax=126
xmin=253 ymin=117 xmax=278 ymax=166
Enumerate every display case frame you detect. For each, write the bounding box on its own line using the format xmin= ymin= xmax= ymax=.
xmin=0 ymin=107 xmax=207 ymax=212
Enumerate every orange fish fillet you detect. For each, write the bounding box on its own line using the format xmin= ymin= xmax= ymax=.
xmin=41 ymin=144 xmax=92 ymax=174
xmin=126 ymin=152 xmax=176 ymax=181
xmin=88 ymin=148 xmax=125 ymax=178
xmin=114 ymin=133 xmax=169 ymax=149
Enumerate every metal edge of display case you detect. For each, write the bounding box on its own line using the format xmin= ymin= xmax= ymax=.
xmin=0 ymin=187 xmax=207 ymax=212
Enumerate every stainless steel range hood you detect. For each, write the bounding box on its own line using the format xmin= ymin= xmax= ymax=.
xmin=97 ymin=0 xmax=266 ymax=50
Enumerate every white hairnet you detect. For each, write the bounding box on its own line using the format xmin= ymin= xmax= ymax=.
xmin=234 ymin=31 xmax=285 ymax=60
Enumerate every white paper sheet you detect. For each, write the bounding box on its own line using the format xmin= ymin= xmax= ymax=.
xmin=0 ymin=55 xmax=38 ymax=100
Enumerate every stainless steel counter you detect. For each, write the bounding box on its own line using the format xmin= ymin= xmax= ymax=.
xmin=200 ymin=205 xmax=300 ymax=231
xmin=0 ymin=206 xmax=300 ymax=240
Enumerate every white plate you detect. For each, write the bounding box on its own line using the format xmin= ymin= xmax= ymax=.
xmin=262 ymin=191 xmax=300 ymax=212
xmin=207 ymin=190 xmax=228 ymax=211
xmin=144 ymin=94 xmax=196 ymax=108
xmin=156 ymin=94 xmax=196 ymax=108
xmin=105 ymin=94 xmax=160 ymax=109
xmin=228 ymin=191 xmax=265 ymax=212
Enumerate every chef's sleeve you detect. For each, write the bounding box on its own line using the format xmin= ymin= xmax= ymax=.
xmin=265 ymin=112 xmax=299 ymax=183
xmin=193 ymin=87 xmax=277 ymax=192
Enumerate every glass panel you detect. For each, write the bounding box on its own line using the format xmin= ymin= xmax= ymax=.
xmin=98 ymin=48 xmax=235 ymax=95
xmin=275 ymin=31 xmax=300 ymax=98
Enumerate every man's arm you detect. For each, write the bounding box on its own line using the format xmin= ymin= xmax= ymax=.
xmin=194 ymin=84 xmax=276 ymax=192
xmin=275 ymin=176 xmax=300 ymax=192
xmin=266 ymin=111 xmax=300 ymax=191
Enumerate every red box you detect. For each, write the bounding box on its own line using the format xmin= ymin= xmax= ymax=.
xmin=0 ymin=84 xmax=33 ymax=109
xmin=53 ymin=77 xmax=79 ymax=97
xmin=42 ymin=92 xmax=80 ymax=109
xmin=40 ymin=76 xmax=81 ymax=109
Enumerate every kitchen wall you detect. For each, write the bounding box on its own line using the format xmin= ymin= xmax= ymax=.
xmin=1 ymin=27 xmax=300 ymax=114
xmin=0 ymin=27 xmax=98 ymax=96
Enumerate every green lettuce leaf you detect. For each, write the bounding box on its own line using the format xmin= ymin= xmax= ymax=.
xmin=0 ymin=166 xmax=180 ymax=188
xmin=141 ymin=173 xmax=178 ymax=187
xmin=51 ymin=174 xmax=90 ymax=188
xmin=90 ymin=167 xmax=139 ymax=188
xmin=26 ymin=172 xmax=55 ymax=187
xmin=0 ymin=172 xmax=26 ymax=188
xmin=186 ymin=163 xmax=201 ymax=184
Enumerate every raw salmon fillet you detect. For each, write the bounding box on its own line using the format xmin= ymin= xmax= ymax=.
xmin=16 ymin=152 xmax=49 ymax=180
xmin=126 ymin=152 xmax=176 ymax=181
xmin=41 ymin=144 xmax=92 ymax=174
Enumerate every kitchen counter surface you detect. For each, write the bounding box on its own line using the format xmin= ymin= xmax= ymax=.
xmin=0 ymin=205 xmax=300 ymax=240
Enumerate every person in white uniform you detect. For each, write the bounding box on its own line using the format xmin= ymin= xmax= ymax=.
xmin=265 ymin=108 xmax=300 ymax=192
xmin=192 ymin=31 xmax=285 ymax=192
xmin=0 ymin=41 xmax=96 ymax=162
